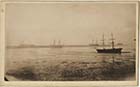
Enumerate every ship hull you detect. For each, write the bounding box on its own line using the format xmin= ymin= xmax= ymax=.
xmin=50 ymin=45 xmax=63 ymax=48
xmin=96 ymin=48 xmax=122 ymax=53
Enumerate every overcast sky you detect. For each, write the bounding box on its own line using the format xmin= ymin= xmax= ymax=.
xmin=5 ymin=2 xmax=136 ymax=46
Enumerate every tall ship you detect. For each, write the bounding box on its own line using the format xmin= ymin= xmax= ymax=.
xmin=96 ymin=33 xmax=122 ymax=53
xmin=89 ymin=40 xmax=99 ymax=46
xmin=50 ymin=40 xmax=63 ymax=48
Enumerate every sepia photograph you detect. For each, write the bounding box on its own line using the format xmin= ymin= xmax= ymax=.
xmin=4 ymin=2 xmax=138 ymax=82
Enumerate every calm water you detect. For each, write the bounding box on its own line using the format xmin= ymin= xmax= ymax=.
xmin=5 ymin=45 xmax=136 ymax=81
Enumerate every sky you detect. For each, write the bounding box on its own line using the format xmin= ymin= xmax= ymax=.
xmin=5 ymin=2 xmax=136 ymax=46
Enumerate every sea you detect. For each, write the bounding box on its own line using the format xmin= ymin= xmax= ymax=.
xmin=5 ymin=45 xmax=136 ymax=81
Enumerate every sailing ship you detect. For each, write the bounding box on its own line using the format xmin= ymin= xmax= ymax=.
xmin=89 ymin=40 xmax=99 ymax=46
xmin=50 ymin=40 xmax=63 ymax=48
xmin=96 ymin=33 xmax=122 ymax=53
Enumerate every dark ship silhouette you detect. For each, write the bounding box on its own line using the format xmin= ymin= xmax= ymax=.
xmin=96 ymin=33 xmax=122 ymax=53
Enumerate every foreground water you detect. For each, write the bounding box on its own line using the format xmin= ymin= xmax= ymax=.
xmin=5 ymin=46 xmax=136 ymax=81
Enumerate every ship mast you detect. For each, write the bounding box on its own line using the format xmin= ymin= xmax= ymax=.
xmin=53 ymin=40 xmax=56 ymax=46
xmin=102 ymin=34 xmax=105 ymax=49
xmin=111 ymin=33 xmax=115 ymax=49
xmin=96 ymin=39 xmax=98 ymax=45
xmin=58 ymin=40 xmax=61 ymax=45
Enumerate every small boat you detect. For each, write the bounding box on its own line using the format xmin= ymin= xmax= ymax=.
xmin=96 ymin=33 xmax=122 ymax=53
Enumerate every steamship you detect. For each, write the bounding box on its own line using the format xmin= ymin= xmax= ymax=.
xmin=96 ymin=34 xmax=122 ymax=53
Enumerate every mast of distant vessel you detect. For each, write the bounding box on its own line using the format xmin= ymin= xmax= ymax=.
xmin=102 ymin=34 xmax=105 ymax=49
xmin=58 ymin=40 xmax=61 ymax=45
xmin=111 ymin=33 xmax=115 ymax=49
xmin=96 ymin=39 xmax=98 ymax=45
xmin=53 ymin=40 xmax=56 ymax=46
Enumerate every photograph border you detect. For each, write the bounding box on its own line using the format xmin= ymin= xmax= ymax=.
xmin=0 ymin=1 xmax=139 ymax=86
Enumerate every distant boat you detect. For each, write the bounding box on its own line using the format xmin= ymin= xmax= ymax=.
xmin=89 ymin=40 xmax=99 ymax=46
xmin=50 ymin=40 xmax=63 ymax=48
xmin=96 ymin=34 xmax=122 ymax=53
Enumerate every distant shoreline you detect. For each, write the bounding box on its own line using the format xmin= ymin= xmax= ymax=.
xmin=7 ymin=44 xmax=125 ymax=48
xmin=7 ymin=45 xmax=90 ymax=48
